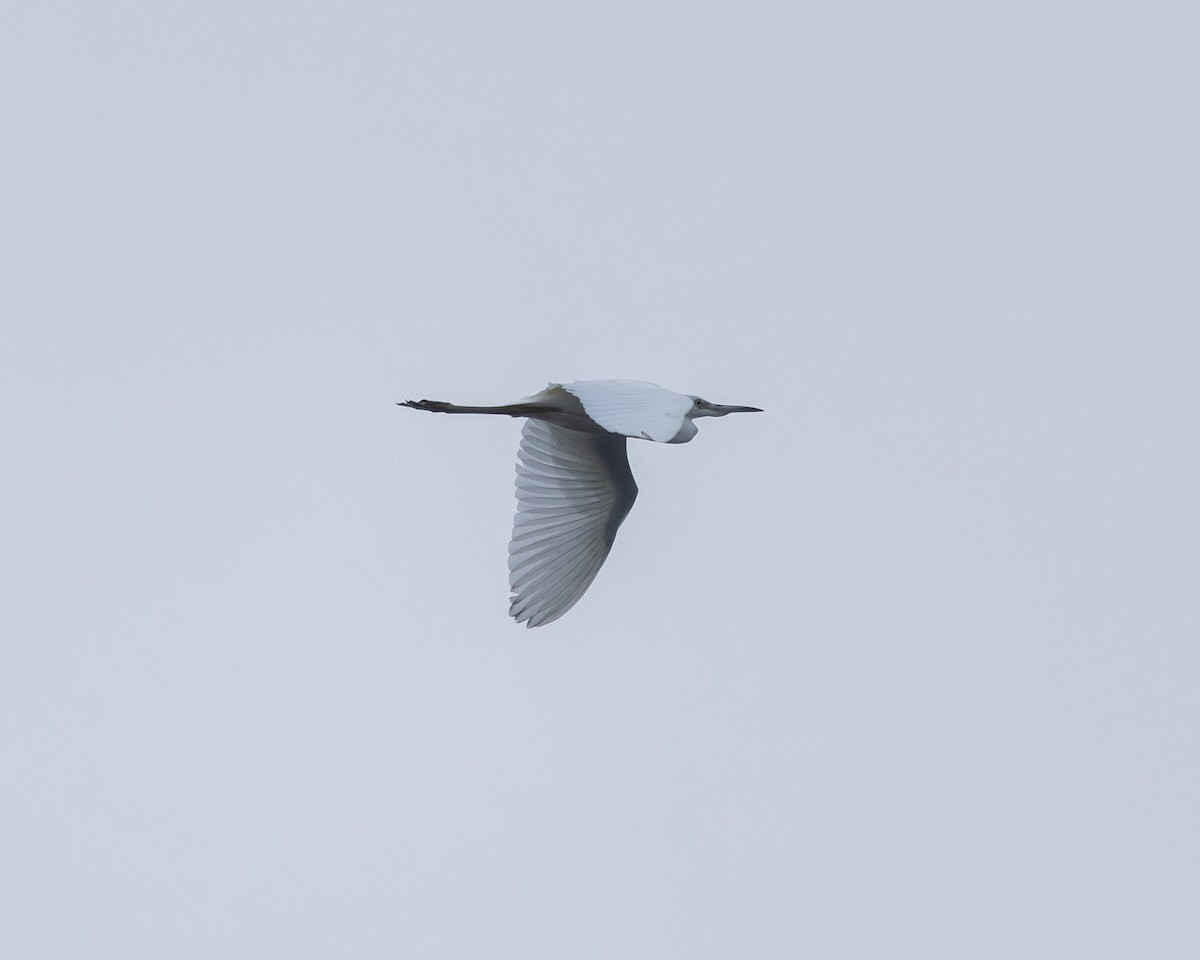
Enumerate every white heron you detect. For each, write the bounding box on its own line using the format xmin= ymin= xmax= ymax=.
xmin=399 ymin=379 xmax=762 ymax=627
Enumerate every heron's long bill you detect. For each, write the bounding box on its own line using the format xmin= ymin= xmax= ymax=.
xmin=711 ymin=403 xmax=763 ymax=414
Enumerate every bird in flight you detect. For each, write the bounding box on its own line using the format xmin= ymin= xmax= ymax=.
xmin=399 ymin=379 xmax=761 ymax=627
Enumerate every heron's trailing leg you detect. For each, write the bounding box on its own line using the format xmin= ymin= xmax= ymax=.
xmin=399 ymin=399 xmax=554 ymax=417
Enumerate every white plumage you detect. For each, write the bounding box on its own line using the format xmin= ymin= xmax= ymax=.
xmin=400 ymin=379 xmax=761 ymax=626
xmin=559 ymin=380 xmax=694 ymax=443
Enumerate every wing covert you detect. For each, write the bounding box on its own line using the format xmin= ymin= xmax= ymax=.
xmin=560 ymin=380 xmax=693 ymax=443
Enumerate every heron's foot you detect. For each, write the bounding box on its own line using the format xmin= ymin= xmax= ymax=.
xmin=398 ymin=399 xmax=449 ymax=412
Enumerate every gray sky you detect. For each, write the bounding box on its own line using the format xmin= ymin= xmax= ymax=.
xmin=3 ymin=1 xmax=1197 ymax=957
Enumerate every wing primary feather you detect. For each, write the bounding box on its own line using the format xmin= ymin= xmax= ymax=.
xmin=510 ymin=534 xmax=605 ymax=593
xmin=507 ymin=420 xmax=638 ymax=625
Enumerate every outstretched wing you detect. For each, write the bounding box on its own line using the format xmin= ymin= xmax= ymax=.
xmin=560 ymin=380 xmax=693 ymax=443
xmin=508 ymin=419 xmax=638 ymax=627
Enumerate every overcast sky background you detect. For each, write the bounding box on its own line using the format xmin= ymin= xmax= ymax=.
xmin=3 ymin=1 xmax=1197 ymax=957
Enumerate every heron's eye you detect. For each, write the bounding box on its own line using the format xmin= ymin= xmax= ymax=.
xmin=694 ymin=399 xmax=703 ymax=407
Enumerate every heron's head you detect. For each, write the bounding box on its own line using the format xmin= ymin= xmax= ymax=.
xmin=687 ymin=396 xmax=764 ymax=419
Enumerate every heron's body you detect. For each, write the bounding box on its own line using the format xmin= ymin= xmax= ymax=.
xmin=400 ymin=380 xmax=760 ymax=627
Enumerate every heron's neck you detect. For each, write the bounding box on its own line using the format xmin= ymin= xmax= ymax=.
xmin=667 ymin=419 xmax=698 ymax=444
